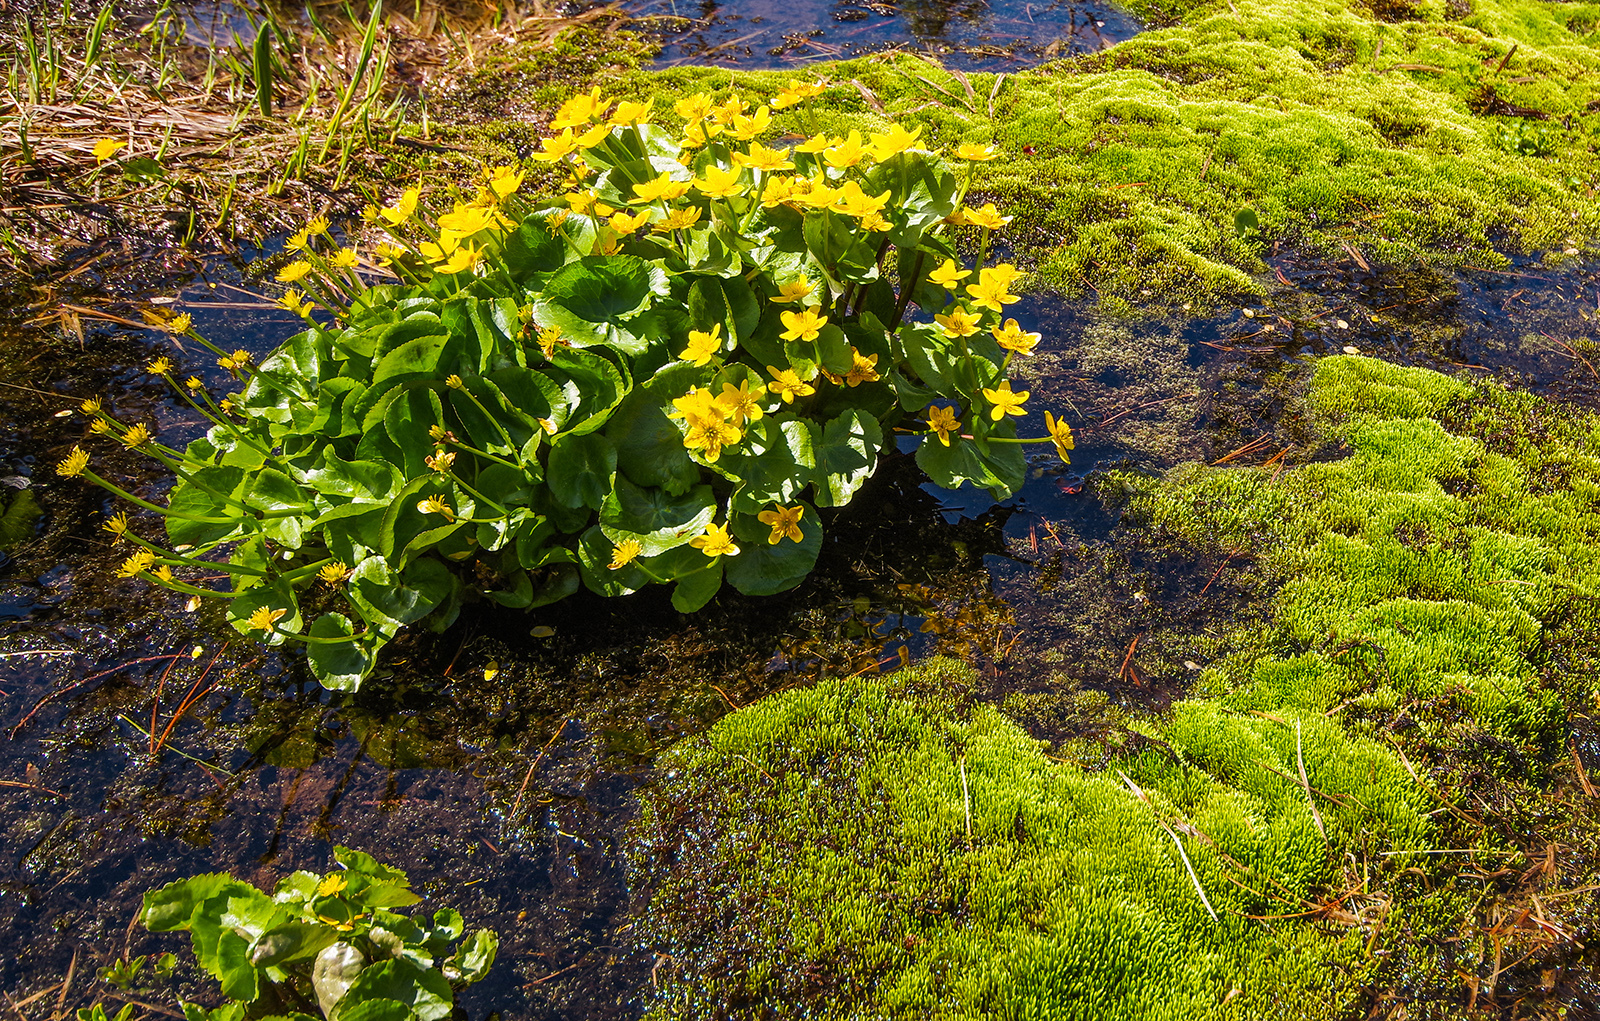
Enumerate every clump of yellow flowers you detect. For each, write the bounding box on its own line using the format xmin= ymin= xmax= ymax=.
xmin=57 ymin=77 xmax=1077 ymax=690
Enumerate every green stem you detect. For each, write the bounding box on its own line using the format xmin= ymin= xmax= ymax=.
xmin=83 ymin=470 xmax=234 ymax=524
xmin=122 ymin=533 xmax=268 ymax=576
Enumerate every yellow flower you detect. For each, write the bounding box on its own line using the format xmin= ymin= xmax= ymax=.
xmin=306 ymin=216 xmax=330 ymax=236
xmin=830 ymin=180 xmax=892 ymax=220
xmin=733 ymin=141 xmax=794 ymax=172
xmin=866 ymin=123 xmax=922 ymax=161
xmin=793 ymin=177 xmax=840 ymax=210
xmin=117 ymin=550 xmax=156 ymax=579
xmin=437 ymin=203 xmax=496 ymax=238
xmin=316 ymin=874 xmax=349 ymax=897
xmin=771 ymin=79 xmax=825 ymax=109
xmin=927 ymin=405 xmax=960 ymax=446
xmin=103 ymin=512 xmax=130 ymax=541
xmin=674 ymin=93 xmax=714 ymax=122
xmin=633 ymin=172 xmax=692 ymax=203
xmin=929 ymin=259 xmax=971 ymax=289
xmin=1044 ymin=411 xmax=1075 ymax=463
xmin=80 ymin=397 xmax=103 ymax=416
xmin=955 ymin=143 xmax=1000 ymax=161
xmin=860 ymin=211 xmax=893 ymax=233
xmin=486 ymin=165 xmax=525 ymax=198
xmin=824 ymin=130 xmax=867 ymax=169
xmin=246 ymin=605 xmax=288 ymax=632
xmin=757 ymin=504 xmax=805 ymax=545
xmin=710 ymin=95 xmax=747 ymax=125
xmin=426 ymin=449 xmax=457 ymax=474
xmin=152 ymin=565 xmax=174 ymax=584
xmin=531 ymin=129 xmax=582 ymax=162
xmin=445 ymin=374 xmax=465 ymax=390
xmin=992 ymin=318 xmax=1041 ymax=355
xmin=276 ymin=261 xmax=312 ymax=283
xmin=766 ymin=366 xmax=816 ymax=404
xmin=121 ymin=423 xmax=151 ymax=449
xmin=231 ymin=349 xmax=252 ymax=367
xmin=967 ymin=265 xmax=1022 ymax=312
xmin=576 ymin=123 xmax=612 ymax=149
xmin=416 ymin=496 xmax=456 ymax=521
xmin=963 ymin=203 xmax=1012 ymax=230
xmin=380 ymin=186 xmax=420 ymax=225
xmin=599 ymin=237 xmax=623 ymax=256
xmin=759 ymin=175 xmax=798 ymax=208
xmin=844 ymin=349 xmax=880 ymax=387
xmin=185 ymin=376 xmax=204 ymax=391
xmin=716 ymin=380 xmax=764 ymax=425
xmin=537 ymin=325 xmax=567 ymax=360
xmin=690 ymin=521 xmax=740 ymax=558
xmin=680 ymin=324 xmax=724 ymax=367
xmin=981 ymin=379 xmax=1030 ymax=420
xmin=373 ymin=244 xmax=403 ymax=267
xmin=56 ymin=446 xmax=90 ymax=477
xmin=610 ymin=99 xmax=653 ymax=125
xmin=609 ymin=209 xmax=653 ymax=234
xmin=279 ymin=290 xmax=306 ymax=314
xmin=779 ymin=308 xmax=827 ymax=342
xmin=795 ymin=133 xmax=834 ymax=154
xmin=608 ymin=539 xmax=643 ymax=570
xmin=770 ymin=278 xmax=814 ymax=305
xmin=319 ymin=562 xmax=351 ymax=586
xmin=551 ymin=86 xmax=611 ymax=130
xmin=728 ymin=106 xmax=772 ymax=141
xmin=90 ymin=418 xmax=113 ymax=434
xmin=147 ymin=357 xmax=172 ymax=375
xmin=436 ymin=245 xmax=482 ymax=274
xmin=330 ymin=248 xmax=359 ymax=269
xmin=92 ymin=138 xmax=126 ymax=162
xmin=652 ymin=207 xmax=703 ymax=232
xmin=285 ymin=228 xmax=311 ymax=252
xmin=679 ymin=119 xmax=723 ymax=150
xmin=693 ymin=165 xmax=746 ymax=199
xmin=935 ymin=307 xmax=982 ymax=338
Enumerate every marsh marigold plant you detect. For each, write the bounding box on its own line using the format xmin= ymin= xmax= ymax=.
xmin=65 ymin=82 xmax=1073 ymax=689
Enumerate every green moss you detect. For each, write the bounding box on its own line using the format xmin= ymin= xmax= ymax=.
xmin=635 ymin=355 xmax=1600 ymax=1016
xmin=543 ymin=0 xmax=1600 ymax=309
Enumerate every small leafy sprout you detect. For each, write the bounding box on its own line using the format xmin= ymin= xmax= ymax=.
xmin=98 ymin=956 xmax=144 ymax=990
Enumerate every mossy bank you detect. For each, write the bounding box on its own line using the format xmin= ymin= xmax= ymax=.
xmin=485 ymin=0 xmax=1600 ymax=310
xmin=629 ymin=355 xmax=1600 ymax=1019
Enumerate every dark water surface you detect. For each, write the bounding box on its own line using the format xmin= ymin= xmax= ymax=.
xmin=609 ymin=0 xmax=1144 ymax=70
xmin=2 ymin=233 xmax=1597 ymax=1019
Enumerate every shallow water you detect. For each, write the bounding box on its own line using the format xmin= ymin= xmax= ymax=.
xmin=612 ymin=0 xmax=1144 ymax=70
xmin=2 ymin=222 xmax=1598 ymax=1016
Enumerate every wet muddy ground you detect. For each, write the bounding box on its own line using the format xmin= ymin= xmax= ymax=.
xmin=2 ymin=223 xmax=1597 ymax=1017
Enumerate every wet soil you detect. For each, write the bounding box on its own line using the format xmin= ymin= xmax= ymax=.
xmin=2 ymin=227 xmax=1599 ymax=1019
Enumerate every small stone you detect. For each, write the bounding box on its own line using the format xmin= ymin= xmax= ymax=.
xmin=1335 ymin=319 xmax=1349 ymax=329
xmin=1261 ymin=323 xmax=1275 ymax=332
xmin=1564 ymin=247 xmax=1580 ymax=256
xmin=1184 ymin=661 xmax=1201 ymax=671
xmin=1242 ymin=308 xmax=1254 ymax=318
xmin=1343 ymin=345 xmax=1359 ymax=355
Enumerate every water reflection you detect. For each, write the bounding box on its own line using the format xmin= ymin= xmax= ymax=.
xmin=618 ymin=0 xmax=1143 ymax=70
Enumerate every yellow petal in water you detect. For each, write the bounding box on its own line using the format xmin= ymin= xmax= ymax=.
xmin=483 ymin=660 xmax=500 ymax=681
xmin=530 ymin=626 xmax=556 ymax=638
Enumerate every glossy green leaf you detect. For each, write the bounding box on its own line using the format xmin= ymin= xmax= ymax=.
xmin=546 ymin=432 xmax=616 ymax=510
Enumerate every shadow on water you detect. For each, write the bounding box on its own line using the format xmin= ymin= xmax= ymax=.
xmin=1 ymin=234 xmax=1598 ymax=1017
xmin=603 ymin=0 xmax=1143 ymax=70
